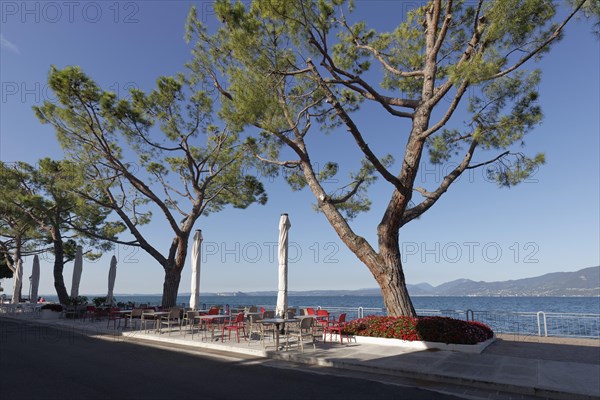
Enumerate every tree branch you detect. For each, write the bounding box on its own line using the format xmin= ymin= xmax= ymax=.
xmin=307 ymin=60 xmax=409 ymax=196
xmin=489 ymin=0 xmax=587 ymax=80
xmin=329 ymin=179 xmax=364 ymax=205
xmin=466 ymin=151 xmax=510 ymax=169
xmin=432 ymin=0 xmax=453 ymax=58
xmin=402 ymin=140 xmax=478 ymax=225
xmin=421 ymin=79 xmax=469 ymax=138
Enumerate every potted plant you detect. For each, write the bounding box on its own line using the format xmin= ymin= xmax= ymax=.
xmin=40 ymin=303 xmax=63 ymax=320
xmin=65 ymin=296 xmax=88 ymax=307
xmin=63 ymin=296 xmax=88 ymax=318
xmin=92 ymin=296 xmax=109 ymax=307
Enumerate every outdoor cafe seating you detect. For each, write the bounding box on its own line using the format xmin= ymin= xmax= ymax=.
xmin=314 ymin=309 xmax=330 ymax=336
xmin=323 ymin=313 xmax=348 ymax=343
xmin=82 ymin=305 xmax=96 ymax=322
xmin=141 ymin=309 xmax=157 ymax=333
xmin=285 ymin=316 xmax=316 ymax=352
xmin=222 ymin=312 xmax=246 ymax=342
xmin=127 ymin=308 xmax=144 ymax=329
xmin=159 ymin=307 xmax=182 ymax=335
xmin=107 ymin=307 xmax=124 ymax=328
xmin=182 ymin=310 xmax=199 ymax=336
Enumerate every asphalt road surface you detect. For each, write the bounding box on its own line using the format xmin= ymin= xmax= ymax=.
xmin=0 ymin=319 xmax=464 ymax=400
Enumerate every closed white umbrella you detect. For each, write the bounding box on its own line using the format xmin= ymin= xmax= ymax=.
xmin=189 ymin=230 xmax=203 ymax=310
xmin=70 ymin=246 xmax=83 ymax=298
xmin=11 ymin=259 xmax=23 ymax=304
xmin=30 ymin=255 xmax=40 ymax=303
xmin=275 ymin=214 xmax=291 ymax=318
xmin=106 ymin=255 xmax=117 ymax=306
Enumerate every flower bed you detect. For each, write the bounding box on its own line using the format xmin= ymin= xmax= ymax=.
xmin=40 ymin=303 xmax=63 ymax=320
xmin=342 ymin=316 xmax=494 ymax=345
xmin=40 ymin=303 xmax=63 ymax=312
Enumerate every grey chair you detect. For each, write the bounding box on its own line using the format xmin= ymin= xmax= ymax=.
xmin=247 ymin=313 xmax=264 ymax=343
xmin=128 ymin=308 xmax=144 ymax=329
xmin=285 ymin=317 xmax=316 ymax=352
xmin=141 ymin=309 xmax=157 ymax=333
xmin=160 ymin=307 xmax=182 ymax=335
xmin=182 ymin=311 xmax=198 ymax=337
xmin=258 ymin=310 xmax=276 ymax=346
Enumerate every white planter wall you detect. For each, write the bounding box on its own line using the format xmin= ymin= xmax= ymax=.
xmin=329 ymin=334 xmax=496 ymax=354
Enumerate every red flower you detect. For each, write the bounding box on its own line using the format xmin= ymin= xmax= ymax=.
xmin=342 ymin=315 xmax=493 ymax=344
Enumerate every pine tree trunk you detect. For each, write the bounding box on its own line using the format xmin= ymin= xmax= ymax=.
xmin=52 ymin=236 xmax=69 ymax=304
xmin=300 ymin=158 xmax=416 ymax=317
xmin=160 ymin=237 xmax=188 ymax=308
xmin=14 ymin=235 xmax=23 ymax=302
xmin=376 ymin=230 xmax=416 ymax=317
xmin=376 ymin=265 xmax=416 ymax=317
xmin=162 ymin=267 xmax=181 ymax=308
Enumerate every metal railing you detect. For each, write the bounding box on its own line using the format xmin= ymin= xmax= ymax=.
xmin=537 ymin=312 xmax=600 ymax=338
xmin=296 ymin=305 xmax=600 ymax=339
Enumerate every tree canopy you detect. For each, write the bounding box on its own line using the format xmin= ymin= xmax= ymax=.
xmin=34 ymin=67 xmax=267 ymax=306
xmin=0 ymin=159 xmax=121 ymax=303
xmin=185 ymin=0 xmax=593 ymax=316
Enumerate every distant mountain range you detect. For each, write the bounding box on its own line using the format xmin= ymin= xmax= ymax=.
xmin=405 ymin=266 xmax=599 ymax=297
xmin=206 ymin=266 xmax=599 ymax=297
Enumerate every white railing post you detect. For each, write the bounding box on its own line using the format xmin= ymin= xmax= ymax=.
xmin=537 ymin=311 xmax=548 ymax=337
xmin=466 ymin=309 xmax=474 ymax=321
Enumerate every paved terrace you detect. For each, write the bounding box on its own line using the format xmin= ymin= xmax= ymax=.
xmin=1 ymin=312 xmax=598 ymax=400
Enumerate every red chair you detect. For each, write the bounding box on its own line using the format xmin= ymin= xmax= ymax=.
xmin=197 ymin=307 xmax=220 ymax=338
xmin=324 ymin=313 xmax=348 ymax=344
xmin=315 ymin=310 xmax=329 ymax=326
xmin=306 ymin=308 xmax=315 ymax=315
xmin=107 ymin=307 xmax=124 ymax=329
xmin=83 ymin=305 xmax=96 ymax=322
xmin=314 ymin=310 xmax=330 ymax=337
xmin=259 ymin=306 xmax=266 ymax=315
xmin=222 ymin=313 xmax=246 ymax=342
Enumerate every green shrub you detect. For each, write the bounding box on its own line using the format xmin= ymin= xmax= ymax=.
xmin=40 ymin=304 xmax=63 ymax=312
xmin=92 ymin=297 xmax=106 ymax=307
xmin=65 ymin=296 xmax=88 ymax=306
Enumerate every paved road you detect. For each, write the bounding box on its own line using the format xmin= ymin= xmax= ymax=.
xmin=0 ymin=320 xmax=463 ymax=400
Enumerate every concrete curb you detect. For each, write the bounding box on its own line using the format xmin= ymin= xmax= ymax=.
xmin=345 ymin=334 xmax=497 ymax=354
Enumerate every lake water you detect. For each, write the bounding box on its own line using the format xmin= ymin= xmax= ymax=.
xmin=41 ymin=294 xmax=599 ymax=314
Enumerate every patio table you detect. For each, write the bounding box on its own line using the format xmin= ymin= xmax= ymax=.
xmin=195 ymin=314 xmax=231 ymax=340
xmin=260 ymin=318 xmax=298 ymax=350
xmin=142 ymin=311 xmax=169 ymax=332
xmin=116 ymin=309 xmax=133 ymax=328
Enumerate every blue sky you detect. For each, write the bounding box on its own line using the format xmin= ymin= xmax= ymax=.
xmin=1 ymin=1 xmax=598 ymax=296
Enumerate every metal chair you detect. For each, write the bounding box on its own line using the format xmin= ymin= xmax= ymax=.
xmin=107 ymin=308 xmax=124 ymax=329
xmin=247 ymin=313 xmax=264 ymax=343
xmin=160 ymin=307 xmax=182 ymax=335
xmin=314 ymin=310 xmax=330 ymax=337
xmin=140 ymin=309 xmax=157 ymax=333
xmin=286 ymin=317 xmax=316 ymax=352
xmin=222 ymin=312 xmax=246 ymax=342
xmin=182 ymin=311 xmax=198 ymax=337
xmin=127 ymin=308 xmax=144 ymax=329
xmin=324 ymin=313 xmax=348 ymax=343
xmin=82 ymin=305 xmax=97 ymax=322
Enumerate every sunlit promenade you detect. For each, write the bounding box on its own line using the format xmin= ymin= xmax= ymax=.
xmin=2 ymin=309 xmax=598 ymax=400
